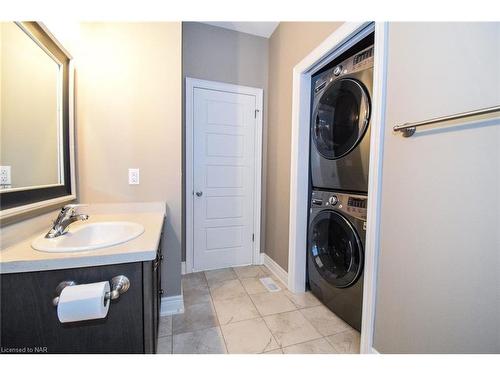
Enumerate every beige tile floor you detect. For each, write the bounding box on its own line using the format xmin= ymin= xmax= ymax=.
xmin=157 ymin=265 xmax=360 ymax=354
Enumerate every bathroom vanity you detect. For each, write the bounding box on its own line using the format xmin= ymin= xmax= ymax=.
xmin=0 ymin=203 xmax=166 ymax=354
xmin=0 ymin=23 xmax=173 ymax=354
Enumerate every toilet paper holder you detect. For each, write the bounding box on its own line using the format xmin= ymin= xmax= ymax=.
xmin=52 ymin=275 xmax=130 ymax=306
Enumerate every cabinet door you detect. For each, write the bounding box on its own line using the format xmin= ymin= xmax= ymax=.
xmin=1 ymin=262 xmax=144 ymax=353
xmin=142 ymin=257 xmax=158 ymax=354
xmin=153 ymin=244 xmax=163 ymax=352
xmin=152 ymin=257 xmax=159 ymax=352
xmin=156 ymin=238 xmax=163 ymax=336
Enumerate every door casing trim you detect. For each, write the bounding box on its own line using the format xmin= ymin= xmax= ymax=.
xmin=185 ymin=77 xmax=264 ymax=273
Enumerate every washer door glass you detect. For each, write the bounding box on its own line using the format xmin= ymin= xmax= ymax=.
xmin=313 ymin=78 xmax=370 ymax=159
xmin=309 ymin=210 xmax=363 ymax=288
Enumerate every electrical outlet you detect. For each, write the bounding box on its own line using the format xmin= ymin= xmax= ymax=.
xmin=0 ymin=166 xmax=12 ymax=186
xmin=128 ymin=168 xmax=140 ymax=185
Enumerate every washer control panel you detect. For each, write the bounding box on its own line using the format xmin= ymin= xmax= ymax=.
xmin=311 ymin=190 xmax=367 ymax=221
xmin=328 ymin=195 xmax=338 ymax=206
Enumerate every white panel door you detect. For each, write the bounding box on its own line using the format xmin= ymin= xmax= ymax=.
xmin=193 ymin=87 xmax=256 ymax=271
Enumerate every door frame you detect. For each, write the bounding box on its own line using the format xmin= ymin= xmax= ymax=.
xmin=287 ymin=22 xmax=388 ymax=354
xmin=185 ymin=77 xmax=264 ymax=273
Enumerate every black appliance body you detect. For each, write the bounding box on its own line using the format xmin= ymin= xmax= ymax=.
xmin=307 ymin=189 xmax=367 ymax=331
xmin=311 ymin=45 xmax=374 ymax=193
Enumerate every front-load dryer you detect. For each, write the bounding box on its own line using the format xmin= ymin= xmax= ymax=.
xmin=307 ymin=189 xmax=367 ymax=331
xmin=310 ymin=44 xmax=374 ymax=193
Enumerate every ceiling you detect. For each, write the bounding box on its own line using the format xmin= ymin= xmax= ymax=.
xmin=202 ymin=22 xmax=280 ymax=38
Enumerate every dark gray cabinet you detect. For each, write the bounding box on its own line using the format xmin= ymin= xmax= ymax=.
xmin=0 ymin=246 xmax=162 ymax=354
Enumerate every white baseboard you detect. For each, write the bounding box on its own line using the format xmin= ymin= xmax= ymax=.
xmin=261 ymin=253 xmax=288 ymax=287
xmin=160 ymin=294 xmax=184 ymax=316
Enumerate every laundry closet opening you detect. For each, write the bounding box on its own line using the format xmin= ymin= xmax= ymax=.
xmin=287 ymin=22 xmax=387 ymax=354
xmin=307 ymin=31 xmax=374 ymax=332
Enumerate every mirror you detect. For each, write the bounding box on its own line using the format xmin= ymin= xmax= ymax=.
xmin=0 ymin=22 xmax=74 ymax=219
xmin=1 ymin=22 xmax=62 ymax=190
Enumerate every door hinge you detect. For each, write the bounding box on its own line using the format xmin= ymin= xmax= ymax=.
xmin=252 ymin=233 xmax=255 ymax=242
xmin=254 ymin=109 xmax=260 ymax=119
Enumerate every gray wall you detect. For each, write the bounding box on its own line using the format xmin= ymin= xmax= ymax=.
xmin=373 ymin=22 xmax=500 ymax=353
xmin=182 ymin=22 xmax=269 ymax=261
xmin=183 ymin=22 xmax=269 ymax=90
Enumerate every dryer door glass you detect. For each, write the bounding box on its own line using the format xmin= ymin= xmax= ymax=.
xmin=309 ymin=210 xmax=363 ymax=288
xmin=313 ymin=78 xmax=370 ymax=160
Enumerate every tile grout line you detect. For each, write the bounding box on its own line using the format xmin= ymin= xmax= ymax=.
xmin=217 ymin=267 xmax=279 ymax=353
xmin=215 ymin=266 xmax=283 ymax=354
xmin=169 ymin=300 xmax=355 ymax=345
xmin=256 ymin=279 xmax=323 ymax=351
xmin=233 ymin=266 xmax=288 ymax=354
xmin=171 ymin=298 xmax=218 ymax=335
xmin=295 ymin=307 xmax=328 ymax=339
xmin=251 ymin=268 xmax=352 ymax=351
xmin=260 ymin=311 xmax=283 ymax=352
xmin=253 ymin=266 xmax=293 ymax=351
xmin=280 ymin=336 xmax=338 ymax=354
xmin=173 ymin=273 xmax=220 ymax=353
xmin=207 ymin=267 xmax=320 ymax=352
xmin=182 ymin=267 xmax=358 ymax=354
xmin=204 ymin=269 xmax=229 ymax=354
xmin=242 ymin=272 xmax=282 ymax=353
xmin=211 ymin=270 xmax=253 ymax=354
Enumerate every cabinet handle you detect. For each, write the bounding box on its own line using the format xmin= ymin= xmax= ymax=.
xmin=159 ymin=289 xmax=164 ymax=296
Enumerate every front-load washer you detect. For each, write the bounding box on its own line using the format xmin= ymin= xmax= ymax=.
xmin=310 ymin=44 xmax=374 ymax=193
xmin=307 ymin=189 xmax=367 ymax=331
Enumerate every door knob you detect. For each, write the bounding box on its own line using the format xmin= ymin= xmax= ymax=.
xmin=195 ymin=191 xmax=203 ymax=197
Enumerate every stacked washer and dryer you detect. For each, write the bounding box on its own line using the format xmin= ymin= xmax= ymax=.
xmin=307 ymin=43 xmax=374 ymax=332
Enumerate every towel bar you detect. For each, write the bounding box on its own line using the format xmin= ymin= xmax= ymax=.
xmin=393 ymin=105 xmax=500 ymax=137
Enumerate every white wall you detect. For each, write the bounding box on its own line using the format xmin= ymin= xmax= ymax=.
xmin=373 ymin=22 xmax=500 ymax=353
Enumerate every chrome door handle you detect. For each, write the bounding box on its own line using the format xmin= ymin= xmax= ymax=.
xmin=195 ymin=191 xmax=203 ymax=197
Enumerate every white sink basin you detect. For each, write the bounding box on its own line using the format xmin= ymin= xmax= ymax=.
xmin=32 ymin=221 xmax=145 ymax=253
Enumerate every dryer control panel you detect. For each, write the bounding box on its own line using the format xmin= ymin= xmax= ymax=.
xmin=311 ymin=190 xmax=367 ymax=221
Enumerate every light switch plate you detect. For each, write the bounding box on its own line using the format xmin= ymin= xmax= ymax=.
xmin=0 ymin=166 xmax=12 ymax=186
xmin=128 ymin=168 xmax=140 ymax=185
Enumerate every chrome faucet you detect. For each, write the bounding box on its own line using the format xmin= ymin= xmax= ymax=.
xmin=45 ymin=204 xmax=89 ymax=238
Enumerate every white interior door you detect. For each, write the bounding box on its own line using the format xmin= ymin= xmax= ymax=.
xmin=192 ymin=86 xmax=257 ymax=271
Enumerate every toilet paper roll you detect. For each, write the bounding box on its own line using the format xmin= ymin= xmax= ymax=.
xmin=57 ymin=281 xmax=110 ymax=323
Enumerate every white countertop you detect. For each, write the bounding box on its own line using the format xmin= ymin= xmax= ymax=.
xmin=0 ymin=202 xmax=166 ymax=274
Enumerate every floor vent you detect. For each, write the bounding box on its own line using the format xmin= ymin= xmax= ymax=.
xmin=259 ymin=277 xmax=281 ymax=292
